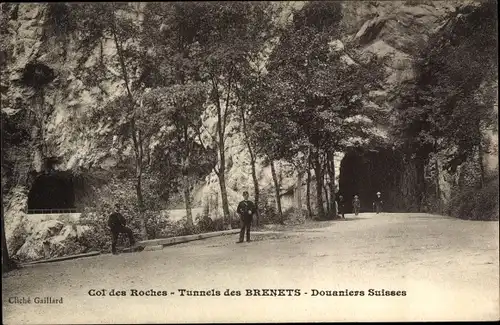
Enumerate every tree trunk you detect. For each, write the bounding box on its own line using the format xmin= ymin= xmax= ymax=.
xmin=112 ymin=18 xmax=147 ymax=238
xmin=415 ymin=158 xmax=426 ymax=212
xmin=322 ymin=157 xmax=330 ymax=216
xmin=132 ymin=128 xmax=148 ymax=239
xmin=135 ymin=171 xmax=147 ymax=239
xmin=1 ymin=108 xmax=18 ymax=272
xmin=434 ymin=154 xmax=441 ymax=212
xmin=295 ymin=170 xmax=304 ymax=220
xmin=270 ymin=159 xmax=283 ymax=224
xmin=240 ymin=104 xmax=260 ymax=226
xmin=183 ymin=173 xmax=193 ymax=228
xmin=1 ymin=193 xmax=13 ymax=273
xmin=250 ymin=156 xmax=260 ymax=226
xmin=323 ymin=182 xmax=330 ymax=216
xmin=314 ymin=148 xmax=325 ymax=220
xmin=211 ymin=73 xmax=232 ymax=230
xmin=478 ymin=141 xmax=485 ymax=188
xmin=306 ymin=152 xmax=313 ymax=218
xmin=217 ymin=168 xmax=232 ymax=230
xmin=327 ymin=150 xmax=337 ymax=219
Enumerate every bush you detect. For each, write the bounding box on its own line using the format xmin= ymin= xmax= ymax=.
xmin=78 ymin=209 xmax=111 ymax=252
xmin=257 ymin=200 xmax=280 ymax=225
xmin=196 ymin=214 xmax=226 ymax=233
xmin=79 ymin=176 xmax=261 ymax=248
xmin=144 ymin=211 xmax=170 ymax=240
xmin=170 ymin=219 xmax=200 ymax=237
xmin=447 ymin=170 xmax=499 ymax=221
xmin=79 ymin=207 xmax=172 ymax=252
xmin=281 ymin=207 xmax=308 ymax=223
xmin=212 ymin=218 xmax=226 ymax=231
xmin=77 ymin=176 xmax=175 ymax=249
xmin=230 ymin=213 xmax=242 ymax=229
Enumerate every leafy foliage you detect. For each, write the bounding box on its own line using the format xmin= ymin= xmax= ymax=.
xmin=251 ymin=1 xmax=388 ymax=162
xmin=447 ymin=170 xmax=499 ymax=221
xmin=78 ymin=176 xmax=170 ymax=251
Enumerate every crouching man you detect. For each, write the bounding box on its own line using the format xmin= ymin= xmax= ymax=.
xmin=108 ymin=204 xmax=136 ymax=254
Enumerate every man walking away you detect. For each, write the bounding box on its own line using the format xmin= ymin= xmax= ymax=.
xmin=108 ymin=204 xmax=136 ymax=254
xmin=373 ymin=192 xmax=383 ymax=214
xmin=352 ymin=195 xmax=361 ymax=216
xmin=236 ymin=191 xmax=257 ymax=243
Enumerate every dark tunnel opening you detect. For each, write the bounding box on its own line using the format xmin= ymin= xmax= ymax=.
xmin=338 ymin=147 xmax=404 ymax=213
xmin=27 ymin=171 xmax=77 ymax=213
xmin=21 ymin=62 xmax=55 ymax=88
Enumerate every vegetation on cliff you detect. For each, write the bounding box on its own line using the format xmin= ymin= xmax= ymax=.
xmin=393 ymin=0 xmax=498 ymax=219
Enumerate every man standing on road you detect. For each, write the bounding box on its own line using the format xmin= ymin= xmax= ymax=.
xmin=236 ymin=191 xmax=257 ymax=243
xmin=336 ymin=195 xmax=346 ymax=219
xmin=352 ymin=195 xmax=361 ymax=216
xmin=373 ymin=192 xmax=383 ymax=214
xmin=108 ymin=204 xmax=136 ymax=254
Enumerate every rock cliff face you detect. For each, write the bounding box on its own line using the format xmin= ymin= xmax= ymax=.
xmin=2 ymin=2 xmax=494 ymax=261
xmin=342 ymin=1 xmax=464 ymax=109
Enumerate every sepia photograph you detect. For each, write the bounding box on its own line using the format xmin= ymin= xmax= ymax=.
xmin=1 ymin=1 xmax=499 ymax=323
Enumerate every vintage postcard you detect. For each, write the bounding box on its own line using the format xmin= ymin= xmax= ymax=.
xmin=2 ymin=1 xmax=498 ymax=323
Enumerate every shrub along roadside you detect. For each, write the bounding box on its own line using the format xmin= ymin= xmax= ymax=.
xmin=78 ymin=208 xmax=234 ymax=253
xmin=447 ymin=170 xmax=499 ymax=221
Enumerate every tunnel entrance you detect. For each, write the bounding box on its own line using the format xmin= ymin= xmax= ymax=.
xmin=21 ymin=62 xmax=55 ymax=88
xmin=338 ymin=147 xmax=405 ymax=213
xmin=27 ymin=171 xmax=78 ymax=214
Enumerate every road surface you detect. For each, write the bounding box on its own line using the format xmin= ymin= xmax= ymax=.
xmin=2 ymin=212 xmax=499 ymax=323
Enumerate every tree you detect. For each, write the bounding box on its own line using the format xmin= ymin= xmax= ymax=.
xmin=1 ymin=113 xmax=15 ymax=272
xmin=1 ymin=110 xmax=24 ymax=272
xmin=246 ymin=71 xmax=309 ymax=223
xmin=189 ymin=2 xmax=278 ymax=229
xmin=1 ymin=203 xmax=15 ymax=273
xmin=235 ymin=86 xmax=263 ymax=225
xmin=69 ymin=3 xmax=154 ymax=238
xmin=234 ymin=57 xmax=281 ymax=225
xmin=141 ymin=83 xmax=211 ymax=227
xmin=258 ymin=1 xmax=387 ymax=220
xmin=139 ymin=3 xmax=215 ymax=227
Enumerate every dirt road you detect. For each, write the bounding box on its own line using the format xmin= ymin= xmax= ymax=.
xmin=2 ymin=213 xmax=499 ymax=323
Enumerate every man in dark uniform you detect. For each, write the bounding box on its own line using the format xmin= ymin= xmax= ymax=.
xmin=373 ymin=192 xmax=383 ymax=214
xmin=108 ymin=204 xmax=136 ymax=254
xmin=336 ymin=195 xmax=346 ymax=219
xmin=236 ymin=191 xmax=257 ymax=243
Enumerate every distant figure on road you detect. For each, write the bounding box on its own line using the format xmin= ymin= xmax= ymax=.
xmin=108 ymin=204 xmax=136 ymax=255
xmin=337 ymin=195 xmax=346 ymax=219
xmin=236 ymin=191 xmax=257 ymax=243
xmin=352 ymin=195 xmax=361 ymax=216
xmin=373 ymin=192 xmax=383 ymax=214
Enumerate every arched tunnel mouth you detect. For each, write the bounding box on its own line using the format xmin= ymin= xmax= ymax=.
xmin=21 ymin=62 xmax=55 ymax=88
xmin=338 ymin=147 xmax=405 ymax=213
xmin=27 ymin=171 xmax=78 ymax=214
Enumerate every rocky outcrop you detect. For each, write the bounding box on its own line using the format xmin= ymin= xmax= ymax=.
xmin=2 ymin=4 xmax=126 ymax=173
xmin=4 ymin=186 xmax=29 ymax=255
xmin=15 ymin=220 xmax=92 ymax=261
xmin=342 ymin=1 xmax=463 ymax=106
xmin=16 ymin=219 xmax=64 ymax=260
